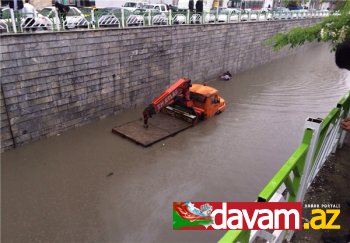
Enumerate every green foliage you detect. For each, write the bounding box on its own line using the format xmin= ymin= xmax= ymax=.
xmin=285 ymin=1 xmax=300 ymax=7
xmin=266 ymin=1 xmax=350 ymax=51
xmin=335 ymin=1 xmax=347 ymax=11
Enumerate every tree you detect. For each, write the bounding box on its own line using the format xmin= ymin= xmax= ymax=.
xmin=284 ymin=1 xmax=300 ymax=8
xmin=266 ymin=1 xmax=350 ymax=51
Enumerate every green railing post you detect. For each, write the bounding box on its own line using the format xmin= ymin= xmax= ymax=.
xmin=295 ymin=118 xmax=323 ymax=202
xmin=337 ymin=91 xmax=350 ymax=148
xmin=219 ymin=229 xmax=250 ymax=243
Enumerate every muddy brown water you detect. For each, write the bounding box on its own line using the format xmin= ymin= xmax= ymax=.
xmin=2 ymin=44 xmax=350 ymax=243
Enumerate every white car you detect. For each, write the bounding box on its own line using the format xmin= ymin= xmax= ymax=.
xmin=257 ymin=11 xmax=266 ymax=21
xmin=299 ymin=9 xmax=308 ymax=18
xmin=0 ymin=8 xmax=11 ymax=32
xmin=240 ymin=11 xmax=249 ymax=21
xmin=203 ymin=10 xmax=216 ymax=23
xmin=93 ymin=8 xmax=122 ymax=28
xmin=142 ymin=4 xmax=168 ymax=13
xmin=290 ymin=11 xmax=298 ymax=19
xmin=273 ymin=10 xmax=288 ymax=20
xmin=249 ymin=11 xmax=258 ymax=21
xmin=152 ymin=13 xmax=168 ymax=25
xmin=323 ymin=10 xmax=330 ymax=16
xmin=173 ymin=13 xmax=186 ymax=24
xmin=190 ymin=13 xmax=201 ymax=24
xmin=266 ymin=11 xmax=273 ymax=20
xmin=1 ymin=7 xmax=53 ymax=32
xmin=40 ymin=6 xmax=89 ymax=29
xmin=126 ymin=9 xmax=145 ymax=26
xmin=126 ymin=8 xmax=167 ymax=26
xmin=122 ymin=1 xmax=147 ymax=12
xmin=217 ymin=8 xmax=241 ymax=22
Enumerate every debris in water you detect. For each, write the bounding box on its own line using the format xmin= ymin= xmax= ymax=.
xmin=106 ymin=172 xmax=114 ymax=177
xmin=220 ymin=71 xmax=232 ymax=81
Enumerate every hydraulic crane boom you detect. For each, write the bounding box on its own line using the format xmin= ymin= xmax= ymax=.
xmin=143 ymin=78 xmax=194 ymax=127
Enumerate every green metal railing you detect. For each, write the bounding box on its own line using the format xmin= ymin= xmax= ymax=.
xmin=219 ymin=90 xmax=350 ymax=243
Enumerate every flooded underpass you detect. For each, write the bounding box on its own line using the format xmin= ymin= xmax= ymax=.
xmin=2 ymin=43 xmax=350 ymax=243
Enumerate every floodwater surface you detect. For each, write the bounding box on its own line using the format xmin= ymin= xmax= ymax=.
xmin=2 ymin=44 xmax=350 ymax=243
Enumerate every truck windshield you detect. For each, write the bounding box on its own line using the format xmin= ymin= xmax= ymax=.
xmin=190 ymin=92 xmax=206 ymax=103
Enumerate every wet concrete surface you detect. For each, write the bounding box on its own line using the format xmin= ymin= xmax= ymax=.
xmin=1 ymin=44 xmax=350 ymax=243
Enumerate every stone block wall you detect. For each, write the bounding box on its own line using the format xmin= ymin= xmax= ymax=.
xmin=0 ymin=19 xmax=321 ymax=151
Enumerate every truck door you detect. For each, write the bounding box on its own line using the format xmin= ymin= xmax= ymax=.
xmin=207 ymin=94 xmax=220 ymax=117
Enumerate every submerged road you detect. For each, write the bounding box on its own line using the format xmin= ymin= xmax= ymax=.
xmin=2 ymin=44 xmax=350 ymax=243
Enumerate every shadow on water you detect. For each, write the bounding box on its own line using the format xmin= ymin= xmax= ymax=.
xmin=1 ymin=43 xmax=350 ymax=243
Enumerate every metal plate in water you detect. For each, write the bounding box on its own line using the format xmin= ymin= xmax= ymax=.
xmin=112 ymin=113 xmax=192 ymax=147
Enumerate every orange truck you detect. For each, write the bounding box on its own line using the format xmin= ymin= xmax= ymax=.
xmin=143 ymin=77 xmax=225 ymax=127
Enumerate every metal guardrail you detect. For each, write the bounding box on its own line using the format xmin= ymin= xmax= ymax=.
xmin=0 ymin=8 xmax=332 ymax=34
xmin=219 ymin=91 xmax=350 ymax=243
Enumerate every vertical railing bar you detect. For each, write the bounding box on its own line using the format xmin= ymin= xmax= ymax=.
xmin=296 ymin=118 xmax=322 ymax=202
xmin=10 ymin=8 xmax=17 ymax=33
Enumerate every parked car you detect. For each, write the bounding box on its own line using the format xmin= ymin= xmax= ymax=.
xmin=204 ymin=9 xmax=216 ymax=23
xmin=126 ymin=8 xmax=148 ymax=26
xmin=257 ymin=11 xmax=266 ymax=21
xmin=298 ymin=9 xmax=308 ymax=18
xmin=273 ymin=10 xmax=290 ymax=20
xmin=290 ymin=10 xmax=298 ymax=19
xmin=122 ymin=1 xmax=147 ymax=12
xmin=142 ymin=4 xmax=168 ymax=13
xmin=40 ymin=6 xmax=89 ymax=29
xmin=129 ymin=8 xmax=168 ymax=26
xmin=249 ymin=11 xmax=258 ymax=21
xmin=173 ymin=13 xmax=186 ymax=24
xmin=93 ymin=8 xmax=123 ymax=28
xmin=217 ymin=8 xmax=241 ymax=22
xmin=1 ymin=7 xmax=53 ymax=32
xmin=78 ymin=7 xmax=95 ymax=21
xmin=266 ymin=11 xmax=273 ymax=20
xmin=0 ymin=7 xmax=10 ymax=32
xmin=189 ymin=13 xmax=201 ymax=24
xmin=240 ymin=10 xmax=249 ymax=21
xmin=322 ymin=10 xmax=330 ymax=17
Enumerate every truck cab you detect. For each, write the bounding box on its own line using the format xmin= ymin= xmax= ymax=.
xmin=190 ymin=84 xmax=225 ymax=118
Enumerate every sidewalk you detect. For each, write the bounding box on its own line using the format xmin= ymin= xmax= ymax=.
xmin=293 ymin=134 xmax=350 ymax=242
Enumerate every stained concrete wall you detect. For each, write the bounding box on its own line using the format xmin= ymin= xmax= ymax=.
xmin=0 ymin=19 xmax=321 ymax=151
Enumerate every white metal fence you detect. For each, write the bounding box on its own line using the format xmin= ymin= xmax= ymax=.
xmin=0 ymin=8 xmax=332 ymax=34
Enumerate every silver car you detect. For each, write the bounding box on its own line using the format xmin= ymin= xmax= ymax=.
xmin=40 ymin=6 xmax=89 ymax=29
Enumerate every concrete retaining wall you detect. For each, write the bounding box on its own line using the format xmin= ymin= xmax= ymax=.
xmin=0 ymin=19 xmax=320 ymax=151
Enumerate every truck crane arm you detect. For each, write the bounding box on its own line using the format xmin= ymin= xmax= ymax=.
xmin=143 ymin=78 xmax=194 ymax=127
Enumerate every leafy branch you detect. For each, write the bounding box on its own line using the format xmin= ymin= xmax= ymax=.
xmin=266 ymin=1 xmax=350 ymax=51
